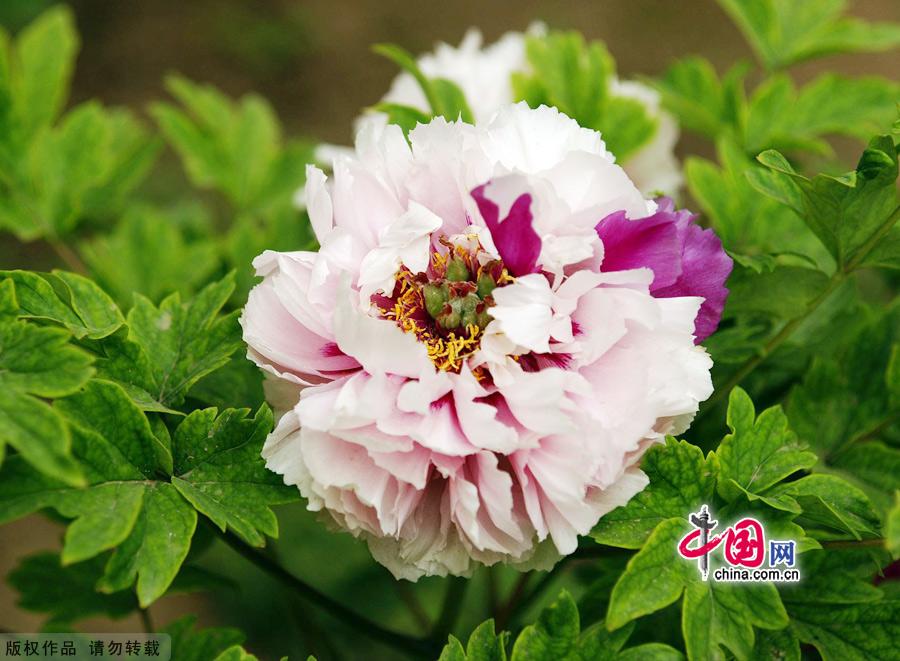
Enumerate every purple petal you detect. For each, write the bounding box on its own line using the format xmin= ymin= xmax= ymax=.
xmin=596 ymin=197 xmax=733 ymax=343
xmin=472 ymin=183 xmax=541 ymax=276
xmin=595 ymin=209 xmax=683 ymax=289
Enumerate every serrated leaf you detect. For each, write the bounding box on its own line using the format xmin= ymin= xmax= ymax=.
xmin=439 ymin=619 xmax=508 ymax=661
xmin=654 ymin=58 xmax=747 ymax=140
xmin=8 ymin=551 xmax=137 ymax=631
xmin=591 ymin=438 xmax=715 ymax=548
xmin=214 ymin=647 xmax=259 ymax=661
xmin=682 ymin=580 xmax=787 ymax=661
xmin=0 ymin=278 xmax=91 ymax=485
xmin=607 ymin=518 xmax=788 ymax=659
xmin=749 ymin=626 xmax=800 ymax=661
xmin=788 ymin=597 xmax=900 ymax=660
xmin=756 ymin=136 xmax=899 ymax=267
xmin=766 ymin=474 xmax=881 ymax=540
xmin=511 ymin=590 xmax=581 ymax=660
xmin=9 ymin=5 xmax=78 ymax=141
xmin=170 ymin=406 xmax=296 ymax=547
xmin=717 ymin=0 xmax=900 ymax=70
xmin=715 ymin=387 xmax=817 ymax=505
xmin=123 ymin=275 xmax=242 ymax=408
xmin=512 ymin=31 xmax=657 ymax=162
xmin=97 ymin=482 xmax=196 ymax=607
xmin=80 ymin=204 xmax=219 ymax=307
xmin=1 ymin=100 xmax=158 ymax=240
xmin=779 ymin=548 xmax=884 ymax=605
xmin=0 ymin=381 xmax=196 ymax=606
xmin=606 ymin=519 xmax=695 ymax=629
xmin=164 ymin=616 xmax=245 ymax=661
xmin=151 ymin=76 xmax=311 ymax=214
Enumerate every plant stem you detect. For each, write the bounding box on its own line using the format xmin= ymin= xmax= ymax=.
xmin=821 ymin=538 xmax=885 ymax=550
xmin=139 ymin=608 xmax=154 ymax=634
xmin=217 ymin=530 xmax=436 ymax=658
xmin=430 ymin=577 xmax=467 ymax=644
xmin=47 ymin=238 xmax=89 ymax=275
xmin=394 ymin=581 xmax=432 ymax=631
xmin=705 ymin=204 xmax=900 ymax=410
xmin=495 ymin=572 xmax=531 ymax=631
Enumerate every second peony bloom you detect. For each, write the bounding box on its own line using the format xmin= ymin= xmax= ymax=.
xmin=242 ymin=103 xmax=731 ymax=580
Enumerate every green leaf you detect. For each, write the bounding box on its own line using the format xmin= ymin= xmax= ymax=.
xmin=370 ymin=102 xmax=430 ymax=135
xmin=750 ymin=627 xmax=800 ymax=661
xmin=725 ymin=263 xmax=830 ymax=320
xmin=0 ymin=100 xmax=159 ymax=240
xmin=0 ymin=380 xmax=196 ymax=606
xmin=716 ymin=0 xmax=900 ymax=70
xmin=684 ymin=138 xmax=823 ymax=261
xmin=788 ymin=598 xmax=900 ymax=660
xmin=511 ymin=590 xmax=581 ymax=660
xmin=766 ymin=474 xmax=881 ymax=540
xmin=439 ymin=619 xmax=508 ymax=661
xmin=8 ymin=551 xmax=136 ymax=631
xmin=654 ymin=58 xmax=747 ymax=140
xmin=0 ymin=278 xmax=91 ymax=484
xmin=372 ymin=44 xmax=474 ymax=124
xmin=151 ymin=76 xmax=312 ymax=214
xmin=80 ymin=204 xmax=220 ymax=306
xmin=171 ymin=406 xmax=296 ymax=547
xmin=121 ymin=275 xmax=242 ymax=408
xmin=779 ymin=548 xmax=884 ymax=605
xmin=0 ymin=269 xmax=123 ymax=339
xmin=715 ymin=387 xmax=817 ymax=505
xmin=512 ymin=31 xmax=658 ymax=162
xmin=607 ymin=518 xmax=787 ymax=658
xmin=165 ymin=616 xmax=245 ymax=661
xmin=591 ymin=438 xmax=715 ymax=548
xmin=508 ymin=590 xmax=666 ymax=661
xmin=745 ymin=74 xmax=900 ymax=155
xmin=606 ymin=519 xmax=695 ymax=630
xmin=97 ymin=482 xmax=197 ymax=607
xmin=8 ymin=5 xmax=78 ymax=141
xmin=214 ymin=647 xmax=260 ymax=661
xmin=682 ymin=580 xmax=787 ymax=661
xmin=887 ymin=493 xmax=900 ymax=558
xmin=756 ymin=136 xmax=899 ymax=267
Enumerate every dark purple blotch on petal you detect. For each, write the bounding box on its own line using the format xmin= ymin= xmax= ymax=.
xmin=596 ymin=198 xmax=733 ymax=343
xmin=471 ymin=183 xmax=541 ymax=277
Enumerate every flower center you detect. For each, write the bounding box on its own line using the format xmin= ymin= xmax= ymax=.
xmin=373 ymin=237 xmax=511 ymax=372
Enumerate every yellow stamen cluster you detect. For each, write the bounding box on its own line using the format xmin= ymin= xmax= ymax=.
xmin=381 ymin=272 xmax=485 ymax=372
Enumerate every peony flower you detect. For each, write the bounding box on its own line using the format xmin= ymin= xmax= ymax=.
xmin=243 ymin=103 xmax=730 ymax=580
xmin=372 ymin=27 xmax=683 ymax=196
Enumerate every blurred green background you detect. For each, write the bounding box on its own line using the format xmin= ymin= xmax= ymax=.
xmin=0 ymin=1 xmax=897 ymax=659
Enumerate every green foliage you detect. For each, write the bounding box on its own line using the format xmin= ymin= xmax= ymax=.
xmin=0 ymin=7 xmax=159 ymax=241
xmin=440 ymin=593 xmax=683 ymax=661
xmin=170 ymin=406 xmax=297 ymax=547
xmin=373 ymin=43 xmax=474 ymax=124
xmin=151 ymin=76 xmax=311 ymax=215
xmin=591 ymin=387 xmax=893 ymax=659
xmin=79 ymin=204 xmax=219 ymax=305
xmin=8 ymin=552 xmax=137 ymax=631
xmin=165 ymin=616 xmax=246 ymax=661
xmin=716 ymin=0 xmax=900 ymax=70
xmin=2 ymin=4 xmax=900 ymax=660
xmin=0 ymin=276 xmax=90 ymax=486
xmin=512 ymin=31 xmax=658 ymax=161
xmin=754 ymin=137 xmax=899 ymax=268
